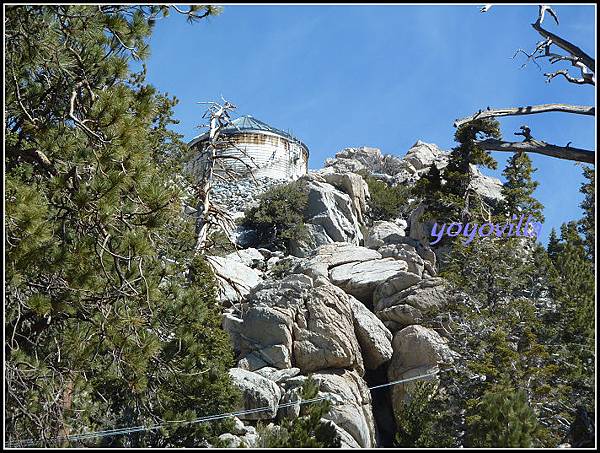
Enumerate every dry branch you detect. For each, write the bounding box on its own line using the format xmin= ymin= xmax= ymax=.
xmin=532 ymin=9 xmax=595 ymax=74
xmin=476 ymin=138 xmax=594 ymax=164
xmin=454 ymin=104 xmax=595 ymax=128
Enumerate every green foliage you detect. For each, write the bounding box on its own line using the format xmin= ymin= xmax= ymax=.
xmin=257 ymin=376 xmax=341 ymax=448
xmin=547 ymin=222 xmax=595 ymax=415
xmin=242 ymin=180 xmax=309 ymax=251
xmin=5 ymin=5 xmax=237 ymax=447
xmin=429 ymin=231 xmax=588 ymax=447
xmin=466 ymin=387 xmax=538 ymax=448
xmin=394 ymin=381 xmax=453 ymax=448
xmin=360 ymin=171 xmax=411 ymax=221
xmin=578 ymin=166 xmax=595 ymax=262
xmin=554 ymin=222 xmax=595 ymax=345
xmin=497 ymin=152 xmax=544 ymax=221
xmin=440 ymin=119 xmax=500 ymax=222
xmin=413 ymin=118 xmax=500 ymax=230
xmin=441 ymin=237 xmax=534 ymax=308
xmin=547 ymin=228 xmax=562 ymax=264
xmin=400 ymin=122 xmax=593 ymax=449
xmin=205 ymin=230 xmax=237 ymax=257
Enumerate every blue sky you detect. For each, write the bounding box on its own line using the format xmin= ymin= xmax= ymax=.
xmin=145 ymin=5 xmax=596 ymax=244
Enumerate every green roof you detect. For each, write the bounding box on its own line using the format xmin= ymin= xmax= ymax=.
xmin=189 ymin=115 xmax=308 ymax=154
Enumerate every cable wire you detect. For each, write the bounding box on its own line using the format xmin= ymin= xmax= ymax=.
xmin=5 ymin=370 xmax=442 ymax=448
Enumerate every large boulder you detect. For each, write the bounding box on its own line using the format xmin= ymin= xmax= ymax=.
xmin=229 ymin=368 xmax=282 ymax=420
xmin=387 ymin=325 xmax=454 ymax=414
xmin=321 ymin=171 xmax=370 ymax=224
xmin=295 ymin=369 xmax=377 ymax=448
xmin=408 ymin=204 xmax=433 ymax=244
xmin=296 ymin=242 xmax=382 ymax=281
xmin=403 ymin=140 xmax=447 ymax=172
xmin=329 ymin=257 xmax=410 ymax=303
xmin=372 ymin=269 xmax=422 ymax=303
xmin=207 ymin=255 xmax=263 ymax=305
xmin=293 ymin=283 xmax=365 ymax=374
xmin=389 ymin=326 xmax=455 ymax=375
xmin=348 ymin=296 xmax=393 ymax=370
xmin=375 ymin=277 xmax=453 ymax=328
xmin=378 ymin=243 xmax=425 ymax=276
xmin=302 ymin=178 xmax=363 ymax=245
xmin=228 ymin=274 xmax=364 ymax=375
xmin=325 ymin=420 xmax=362 ymax=448
xmin=323 ymin=147 xmax=383 ymax=174
xmin=364 ymin=221 xmax=406 ymax=249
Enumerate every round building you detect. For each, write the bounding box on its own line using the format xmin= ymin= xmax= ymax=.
xmin=186 ymin=115 xmax=309 ymax=181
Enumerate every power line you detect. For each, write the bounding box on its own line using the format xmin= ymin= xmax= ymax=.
xmin=5 ymin=370 xmax=442 ymax=448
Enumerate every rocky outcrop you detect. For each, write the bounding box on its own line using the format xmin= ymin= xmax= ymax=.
xmin=348 ymin=296 xmax=393 ymax=370
xmin=295 ymin=243 xmax=382 ymax=281
xmin=294 ymin=282 xmax=365 ymax=374
xmin=364 ymin=220 xmax=406 ymax=249
xmin=207 ymin=255 xmax=263 ymax=305
xmin=402 ymin=140 xmax=447 ymax=173
xmin=320 ymin=171 xmax=370 ymax=224
xmin=408 ymin=204 xmax=431 ymax=243
xmin=387 ymin=325 xmax=454 ymax=416
xmin=229 ymin=368 xmax=282 ymax=420
xmin=206 ymin=139 xmax=511 ymax=446
xmin=375 ymin=277 xmax=454 ymax=330
xmin=313 ymin=370 xmax=377 ymax=448
xmin=378 ymin=243 xmax=426 ymax=277
xmin=324 ymin=147 xmax=400 ymax=175
xmin=225 ymin=274 xmax=364 ymax=375
xmin=329 ymin=258 xmax=410 ymax=303
xmin=299 ymin=178 xmax=364 ymax=248
xmin=281 ymin=369 xmax=377 ymax=448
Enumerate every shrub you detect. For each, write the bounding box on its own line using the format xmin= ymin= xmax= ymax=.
xmin=360 ymin=171 xmax=410 ymax=221
xmin=242 ymin=180 xmax=308 ymax=251
xmin=466 ymin=386 xmax=538 ymax=448
xmin=256 ymin=376 xmax=341 ymax=448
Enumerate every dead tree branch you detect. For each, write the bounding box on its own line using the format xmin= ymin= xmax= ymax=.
xmin=454 ymin=104 xmax=595 ymax=128
xmin=476 ymin=138 xmax=594 ymax=164
xmin=487 ymin=5 xmax=595 ymax=85
xmin=533 ymin=6 xmax=595 ymax=74
xmin=544 ymin=69 xmax=592 ymax=85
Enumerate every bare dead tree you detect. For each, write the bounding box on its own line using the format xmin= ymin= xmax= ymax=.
xmin=192 ymin=99 xmax=261 ymax=253
xmin=456 ymin=5 xmax=595 ymax=164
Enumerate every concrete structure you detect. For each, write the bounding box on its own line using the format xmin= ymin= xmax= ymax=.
xmin=187 ymin=115 xmax=309 ymax=181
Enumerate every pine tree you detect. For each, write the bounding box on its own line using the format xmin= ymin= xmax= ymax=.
xmin=547 ymin=228 xmax=562 ymax=264
xmin=578 ymin=166 xmax=595 ymax=262
xmin=541 ymin=221 xmax=595 ymax=433
xmin=498 ymin=152 xmax=545 ymax=221
xmin=554 ymin=222 xmax=595 ymax=344
xmin=5 ymin=5 xmax=239 ymax=447
xmin=467 ymin=387 xmax=538 ymax=447
xmin=412 ymin=163 xmax=443 ymax=211
xmin=440 ymin=118 xmax=500 ymax=223
xmin=412 ymin=118 xmax=501 ymax=246
xmin=394 ymin=381 xmax=453 ymax=448
xmin=242 ymin=180 xmax=309 ymax=251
